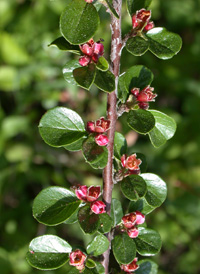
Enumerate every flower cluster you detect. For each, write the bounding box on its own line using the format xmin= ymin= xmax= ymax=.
xmin=79 ymin=38 xmax=104 ymax=67
xmin=121 ymin=258 xmax=139 ymax=273
xmin=75 ymin=185 xmax=106 ymax=214
xmin=121 ymin=154 xmax=142 ymax=176
xmin=69 ymin=249 xmax=87 ymax=272
xmin=132 ymin=8 xmax=154 ymax=32
xmin=122 ymin=211 xmax=145 ymax=238
xmin=86 ymin=117 xmax=110 ymax=146
xmin=131 ymin=86 xmax=157 ymax=110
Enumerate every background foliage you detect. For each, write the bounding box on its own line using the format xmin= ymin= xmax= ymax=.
xmin=0 ymin=0 xmax=200 ymax=273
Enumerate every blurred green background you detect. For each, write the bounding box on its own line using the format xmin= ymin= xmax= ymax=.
xmin=1 ymin=0 xmax=200 ymax=273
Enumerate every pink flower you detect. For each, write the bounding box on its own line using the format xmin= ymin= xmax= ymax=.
xmin=121 ymin=258 xmax=139 ymax=272
xmin=121 ymin=154 xmax=142 ymax=175
xmin=75 ymin=185 xmax=88 ymax=201
xmin=75 ymin=185 xmax=101 ymax=202
xmin=69 ymin=250 xmax=87 ymax=271
xmin=135 ymin=211 xmax=145 ymax=225
xmin=79 ymin=56 xmax=91 ymax=67
xmin=121 ymin=211 xmax=145 ymax=239
xmin=132 ymin=9 xmax=154 ymax=32
xmin=131 ymin=86 xmax=157 ymax=110
xmin=95 ymin=134 xmax=109 ymax=146
xmin=122 ymin=212 xmax=137 ymax=229
xmin=90 ymin=200 xmax=106 ymax=214
xmin=127 ymin=227 xmax=139 ymax=238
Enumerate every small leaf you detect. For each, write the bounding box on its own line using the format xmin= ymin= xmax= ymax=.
xmin=96 ymin=57 xmax=109 ymax=71
xmin=134 ymin=227 xmax=162 ymax=256
xmin=86 ymin=259 xmax=96 ymax=269
xmin=78 ymin=205 xmax=100 ymax=234
xmin=33 ymin=187 xmax=81 ymax=226
xmin=94 ymin=70 xmax=115 ymax=93
xmin=111 ymin=198 xmax=123 ymax=226
xmin=105 ymin=0 xmax=119 ymax=18
xmin=98 ymin=213 xmax=113 ymax=233
xmin=135 ymin=153 xmax=147 ymax=173
xmin=60 ymin=0 xmax=100 ymax=45
xmin=146 ymin=27 xmax=182 ymax=60
xmin=136 ymin=259 xmax=158 ymax=274
xmin=49 ymin=37 xmax=80 ymax=54
xmin=39 ymin=107 xmax=86 ymax=147
xmin=114 ymin=132 xmax=127 ymax=159
xmin=64 ymin=136 xmax=86 ymax=151
xmin=127 ymin=0 xmax=152 ymax=15
xmin=140 ymin=173 xmax=167 ymax=207
xmin=26 ymin=235 xmax=71 ymax=270
xmin=63 ymin=60 xmax=82 ymax=85
xmin=127 ymin=109 xmax=155 ymax=134
xmin=95 ymin=262 xmax=105 ymax=274
xmin=129 ymin=198 xmax=155 ymax=215
xmin=87 ymin=234 xmax=109 ymax=256
xmin=148 ymin=110 xmax=176 ymax=147
xmin=112 ymin=233 xmax=136 ymax=264
xmin=121 ymin=175 xmax=147 ymax=201
xmin=82 ymin=136 xmax=108 ymax=169
xmin=118 ymin=72 xmax=129 ymax=103
xmin=126 ymin=36 xmax=149 ymax=56
xmin=73 ymin=63 xmax=96 ymax=90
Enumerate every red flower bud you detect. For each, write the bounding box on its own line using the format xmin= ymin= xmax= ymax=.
xmin=138 ymin=102 xmax=149 ymax=110
xmin=132 ymin=8 xmax=154 ymax=32
xmin=137 ymin=86 xmax=156 ymax=102
xmin=144 ymin=21 xmax=154 ymax=31
xmin=79 ymin=43 xmax=94 ymax=56
xmin=93 ymin=42 xmax=104 ymax=56
xmin=122 ymin=212 xmax=137 ymax=228
xmin=86 ymin=121 xmax=95 ymax=133
xmin=95 ymin=134 xmax=109 ymax=146
xmin=135 ymin=211 xmax=145 ymax=225
xmin=79 ymin=56 xmax=91 ymax=66
xmin=131 ymin=87 xmax=140 ymax=97
xmin=87 ymin=186 xmax=101 ymax=202
xmin=137 ymin=9 xmax=151 ymax=22
xmin=75 ymin=185 xmax=87 ymax=201
xmin=127 ymin=227 xmax=139 ymax=238
xmin=121 ymin=154 xmax=142 ymax=172
xmin=90 ymin=200 xmax=106 ymax=214
xmin=69 ymin=250 xmax=87 ymax=268
xmin=121 ymin=258 xmax=139 ymax=272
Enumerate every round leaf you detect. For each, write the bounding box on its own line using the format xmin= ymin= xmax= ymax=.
xmin=126 ymin=36 xmax=149 ymax=56
xmin=96 ymin=57 xmax=109 ymax=71
xmin=94 ymin=70 xmax=115 ymax=93
xmin=121 ymin=175 xmax=147 ymax=201
xmin=140 ymin=173 xmax=167 ymax=207
xmin=63 ymin=206 xmax=79 ymax=225
xmin=127 ymin=0 xmax=152 ymax=15
xmin=26 ymin=235 xmax=71 ymax=270
xmin=64 ymin=136 xmax=86 ymax=151
xmin=49 ymin=37 xmax=80 ymax=54
xmin=146 ymin=27 xmax=182 ymax=60
xmin=134 ymin=227 xmax=162 ymax=256
xmin=60 ymin=0 xmax=100 ymax=45
xmin=63 ymin=60 xmax=82 ymax=85
xmin=148 ymin=110 xmax=177 ymax=147
xmin=129 ymin=198 xmax=155 ymax=215
xmin=112 ymin=233 xmax=136 ymax=264
xmin=87 ymin=234 xmax=109 ymax=256
xmin=39 ymin=107 xmax=86 ymax=147
xmin=33 ymin=187 xmax=81 ymax=226
xmin=98 ymin=213 xmax=113 ymax=233
xmin=127 ymin=109 xmax=155 ymax=134
xmin=73 ymin=63 xmax=96 ymax=90
xmin=136 ymin=259 xmax=158 ymax=274
xmin=78 ymin=205 xmax=100 ymax=234
xmin=111 ymin=198 xmax=123 ymax=226
xmin=114 ymin=132 xmax=127 ymax=159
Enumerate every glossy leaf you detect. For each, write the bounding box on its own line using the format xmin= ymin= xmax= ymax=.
xmin=82 ymin=136 xmax=108 ymax=169
xmin=127 ymin=0 xmax=152 ymax=15
xmin=78 ymin=205 xmax=100 ymax=234
xmin=87 ymin=234 xmax=109 ymax=256
xmin=49 ymin=37 xmax=80 ymax=54
xmin=73 ymin=63 xmax=96 ymax=90
xmin=33 ymin=187 xmax=81 ymax=226
xmin=140 ymin=173 xmax=167 ymax=207
xmin=146 ymin=27 xmax=182 ymax=60
xmin=118 ymin=72 xmax=129 ymax=103
xmin=121 ymin=175 xmax=147 ymax=201
xmin=110 ymin=198 xmax=123 ymax=226
xmin=148 ymin=110 xmax=176 ymax=147
xmin=60 ymin=0 xmax=99 ymax=45
xmin=86 ymin=259 xmax=96 ymax=269
xmin=26 ymin=235 xmax=71 ymax=270
xmin=114 ymin=132 xmax=127 ymax=159
xmin=63 ymin=60 xmax=82 ymax=85
xmin=63 ymin=206 xmax=79 ymax=224
xmin=129 ymin=198 xmax=155 ymax=215
xmin=126 ymin=36 xmax=149 ymax=56
xmin=136 ymin=259 xmax=158 ymax=274
xmin=96 ymin=57 xmax=109 ymax=71
xmin=39 ymin=107 xmax=86 ymax=147
xmin=105 ymin=0 xmax=119 ymax=18
xmin=127 ymin=109 xmax=155 ymax=134
xmin=112 ymin=233 xmax=136 ymax=264
xmin=135 ymin=152 xmax=147 ymax=173
xmin=94 ymin=70 xmax=115 ymax=93
xmin=134 ymin=227 xmax=162 ymax=256
xmin=98 ymin=213 xmax=113 ymax=233
xmin=64 ymin=136 xmax=86 ymax=151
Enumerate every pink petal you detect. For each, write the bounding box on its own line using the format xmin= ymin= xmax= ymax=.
xmin=95 ymin=134 xmax=109 ymax=146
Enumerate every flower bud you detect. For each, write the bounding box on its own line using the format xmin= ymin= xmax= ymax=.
xmin=122 ymin=212 xmax=137 ymax=228
xmin=75 ymin=185 xmax=87 ymax=201
xmin=86 ymin=121 xmax=95 ymax=133
xmin=87 ymin=186 xmax=101 ymax=202
xmin=90 ymin=200 xmax=106 ymax=214
xmin=79 ymin=56 xmax=91 ymax=67
xmin=137 ymin=86 xmax=156 ymax=102
xmin=121 ymin=258 xmax=139 ymax=272
xmin=135 ymin=211 xmax=145 ymax=225
xmin=93 ymin=42 xmax=104 ymax=56
xmin=138 ymin=102 xmax=149 ymax=110
xmin=127 ymin=227 xmax=139 ymax=238
xmin=80 ymin=43 xmax=94 ymax=56
xmin=144 ymin=21 xmax=154 ymax=31
xmin=131 ymin=87 xmax=140 ymax=97
xmin=69 ymin=250 xmax=87 ymax=268
xmin=95 ymin=134 xmax=109 ymax=146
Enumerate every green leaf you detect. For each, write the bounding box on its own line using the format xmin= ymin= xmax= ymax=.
xmin=94 ymin=70 xmax=115 ymax=93
xmin=127 ymin=109 xmax=155 ymax=134
xmin=134 ymin=227 xmax=162 ymax=256
xmin=121 ymin=175 xmax=147 ymax=201
xmin=118 ymin=72 xmax=129 ymax=103
xmin=110 ymin=198 xmax=123 ymax=226
xmin=60 ymin=0 xmax=100 ymax=45
xmin=78 ymin=205 xmax=100 ymax=234
xmin=64 ymin=136 xmax=86 ymax=151
xmin=140 ymin=173 xmax=167 ymax=207
xmin=105 ymin=0 xmax=119 ymax=18
xmin=146 ymin=27 xmax=182 ymax=60
xmin=129 ymin=198 xmax=155 ymax=215
xmin=82 ymin=136 xmax=108 ymax=169
xmin=148 ymin=110 xmax=177 ymax=147
xmin=114 ymin=132 xmax=127 ymax=159
xmin=135 ymin=153 xmax=147 ymax=173
xmin=86 ymin=259 xmax=96 ymax=269
xmin=63 ymin=206 xmax=79 ymax=224
xmin=96 ymin=57 xmax=109 ymax=71
xmin=136 ymin=259 xmax=158 ymax=274
xmin=26 ymin=235 xmax=71 ymax=270
xmin=87 ymin=234 xmax=109 ymax=256
xmin=126 ymin=0 xmax=152 ymax=15
xmin=63 ymin=60 xmax=82 ymax=85
xmin=49 ymin=37 xmax=80 ymax=54
xmin=98 ymin=213 xmax=113 ymax=233
xmin=33 ymin=187 xmax=81 ymax=226
xmin=126 ymin=36 xmax=149 ymax=56
xmin=73 ymin=63 xmax=96 ymax=90
xmin=39 ymin=107 xmax=86 ymax=147
xmin=112 ymin=233 xmax=136 ymax=264
xmin=95 ymin=262 xmax=105 ymax=274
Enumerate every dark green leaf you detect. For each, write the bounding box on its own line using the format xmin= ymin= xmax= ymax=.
xmin=63 ymin=60 xmax=82 ymax=85
xmin=135 ymin=153 xmax=147 ymax=173
xmin=140 ymin=173 xmax=167 ymax=207
xmin=111 ymin=198 xmax=123 ymax=226
xmin=129 ymin=198 xmax=155 ymax=215
xmin=73 ymin=63 xmax=96 ymax=90
xmin=127 ymin=0 xmax=152 ymax=15
xmin=127 ymin=109 xmax=155 ymax=134
xmin=94 ymin=70 xmax=115 ymax=93
xmin=33 ymin=187 xmax=81 ymax=226
xmin=60 ymin=0 xmax=100 ymax=45
xmin=93 ymin=2 xmax=102 ymax=12
xmin=105 ymin=0 xmax=119 ymax=18
xmin=78 ymin=205 xmax=100 ymax=234
xmin=64 ymin=136 xmax=86 ymax=151
xmin=63 ymin=206 xmax=79 ymax=224
xmin=114 ymin=132 xmax=127 ymax=159
xmin=96 ymin=57 xmax=109 ymax=71
xmin=134 ymin=227 xmax=162 ymax=256
xmin=112 ymin=233 xmax=136 ymax=264
xmin=136 ymin=259 xmax=158 ymax=274
xmin=82 ymin=136 xmax=108 ymax=169
xmin=26 ymin=235 xmax=71 ymax=270
xmin=118 ymin=72 xmax=129 ymax=103
xmin=126 ymin=36 xmax=149 ymax=56
xmin=98 ymin=213 xmax=113 ymax=233
xmin=95 ymin=262 xmax=105 ymax=274
xmin=148 ymin=110 xmax=176 ymax=147
xmin=49 ymin=37 xmax=80 ymax=54
xmin=87 ymin=234 xmax=109 ymax=256
xmin=121 ymin=175 xmax=147 ymax=201
xmin=39 ymin=107 xmax=86 ymax=147
xmin=146 ymin=27 xmax=182 ymax=59
xmin=86 ymin=259 xmax=96 ymax=269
